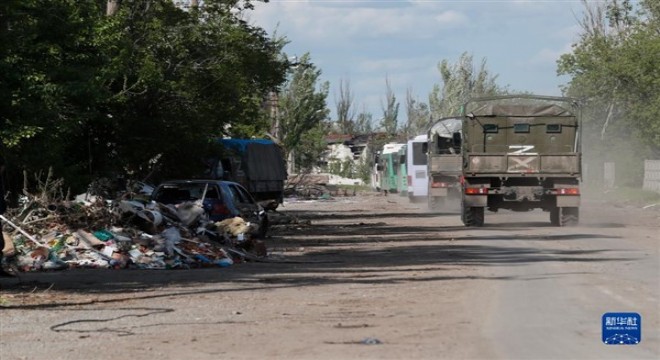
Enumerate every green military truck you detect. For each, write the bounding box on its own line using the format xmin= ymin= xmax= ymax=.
xmin=425 ymin=117 xmax=462 ymax=210
xmin=460 ymin=95 xmax=581 ymax=226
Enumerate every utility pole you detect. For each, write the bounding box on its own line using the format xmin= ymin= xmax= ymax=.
xmin=268 ymin=91 xmax=280 ymax=141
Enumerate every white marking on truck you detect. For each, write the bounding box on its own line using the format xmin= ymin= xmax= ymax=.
xmin=510 ymin=156 xmax=536 ymax=169
xmin=508 ymin=145 xmax=538 ymax=155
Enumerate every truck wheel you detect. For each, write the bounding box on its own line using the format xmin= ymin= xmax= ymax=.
xmin=463 ymin=206 xmax=484 ymax=227
xmin=550 ymin=207 xmax=560 ymax=226
xmin=560 ymin=207 xmax=579 ymax=227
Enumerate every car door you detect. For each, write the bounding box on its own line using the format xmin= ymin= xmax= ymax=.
xmin=227 ymin=184 xmax=260 ymax=221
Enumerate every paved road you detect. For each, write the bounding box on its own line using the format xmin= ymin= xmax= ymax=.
xmin=455 ymin=206 xmax=659 ymax=359
xmin=1 ymin=193 xmax=658 ymax=359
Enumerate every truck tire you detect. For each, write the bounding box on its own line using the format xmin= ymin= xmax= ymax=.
xmin=463 ymin=206 xmax=484 ymax=227
xmin=560 ymin=207 xmax=579 ymax=227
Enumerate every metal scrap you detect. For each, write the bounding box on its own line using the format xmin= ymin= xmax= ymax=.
xmin=0 ymin=178 xmax=267 ymax=273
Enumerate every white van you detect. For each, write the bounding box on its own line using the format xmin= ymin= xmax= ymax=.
xmin=406 ymin=134 xmax=428 ymax=201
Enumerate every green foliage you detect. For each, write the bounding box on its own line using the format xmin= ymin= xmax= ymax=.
xmin=0 ymin=0 xmax=289 ymax=193
xmin=277 ymin=53 xmax=330 ymax=171
xmin=429 ymin=52 xmax=506 ymax=119
xmin=379 ymin=77 xmax=399 ymax=135
xmin=295 ymin=121 xmax=330 ymax=173
xmin=327 ymin=157 xmax=357 ymax=178
xmin=557 ymin=0 xmax=660 ymax=185
xmin=402 ymin=88 xmax=431 ymax=139
xmin=334 ymin=78 xmax=356 ymax=134
xmin=355 ymin=154 xmax=373 ymax=184
xmin=353 ymin=111 xmax=374 ymax=135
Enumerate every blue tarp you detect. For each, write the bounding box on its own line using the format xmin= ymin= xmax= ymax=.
xmin=217 ymin=138 xmax=275 ymax=153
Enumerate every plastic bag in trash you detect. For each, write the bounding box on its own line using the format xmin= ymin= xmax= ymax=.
xmin=118 ymin=200 xmax=146 ymax=214
xmin=161 ymin=227 xmax=181 ymax=256
xmin=177 ymin=202 xmax=205 ymax=226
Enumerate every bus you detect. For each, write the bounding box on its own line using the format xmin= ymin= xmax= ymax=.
xmin=395 ymin=145 xmax=408 ymax=195
xmin=379 ymin=143 xmax=405 ymax=193
xmin=406 ymin=134 xmax=428 ymax=202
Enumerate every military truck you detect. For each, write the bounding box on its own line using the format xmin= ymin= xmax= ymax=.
xmin=424 ymin=117 xmax=462 ymax=210
xmin=460 ymin=95 xmax=581 ymax=226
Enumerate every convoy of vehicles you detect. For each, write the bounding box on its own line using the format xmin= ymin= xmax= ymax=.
xmin=406 ymin=134 xmax=428 ymax=202
xmin=459 ymin=95 xmax=582 ymax=227
xmin=180 ymin=96 xmax=580 ymax=230
xmin=425 ymin=118 xmax=462 ymax=209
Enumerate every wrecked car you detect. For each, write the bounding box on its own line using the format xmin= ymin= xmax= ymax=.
xmin=151 ymin=180 xmax=269 ymax=237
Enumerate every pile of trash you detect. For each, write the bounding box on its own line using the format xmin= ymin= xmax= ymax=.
xmin=1 ymin=182 xmax=266 ymax=273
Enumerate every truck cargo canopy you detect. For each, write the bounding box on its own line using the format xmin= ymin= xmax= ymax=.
xmin=218 ymin=138 xmax=287 ymax=181
xmin=429 ymin=118 xmax=462 ymax=139
xmin=468 ymin=104 xmax=574 ymax=117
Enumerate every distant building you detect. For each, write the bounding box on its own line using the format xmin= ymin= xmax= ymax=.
xmin=317 ymin=133 xmax=384 ymax=177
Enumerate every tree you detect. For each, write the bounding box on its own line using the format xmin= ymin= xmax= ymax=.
xmin=353 ymin=107 xmax=374 ymax=135
xmin=0 ymin=0 xmax=109 ymax=192
xmin=557 ymin=0 xmax=633 ymax=140
xmin=85 ymin=0 xmax=291 ymax=185
xmin=557 ymin=0 xmax=660 ymax=185
xmin=1 ymin=0 xmax=290 ymax=193
xmin=334 ymin=78 xmax=357 ymax=134
xmin=428 ymin=52 xmax=504 ymax=119
xmin=402 ymin=88 xmax=431 ymax=139
xmin=277 ymin=53 xmax=330 ymax=173
xmin=379 ymin=77 xmax=399 ymax=135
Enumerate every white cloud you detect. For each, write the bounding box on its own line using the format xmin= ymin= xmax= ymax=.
xmin=531 ymin=42 xmax=573 ymax=65
xmin=248 ymin=1 xmax=583 ymax=121
xmin=251 ymin=1 xmax=468 ymax=42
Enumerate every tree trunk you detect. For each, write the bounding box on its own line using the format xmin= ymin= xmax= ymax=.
xmin=287 ymin=149 xmax=295 ymax=175
xmin=190 ymin=0 xmax=199 ymax=8
xmin=107 ymin=0 xmax=121 ymax=16
xmin=601 ymin=101 xmax=615 ymax=140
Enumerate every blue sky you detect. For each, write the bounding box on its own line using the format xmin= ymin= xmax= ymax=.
xmin=249 ymin=0 xmax=586 ymax=124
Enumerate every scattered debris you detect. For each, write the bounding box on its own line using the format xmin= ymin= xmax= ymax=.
xmin=361 ymin=337 xmax=383 ymax=345
xmin=0 ymin=177 xmax=268 ymax=273
xmin=285 ymin=173 xmax=359 ymax=199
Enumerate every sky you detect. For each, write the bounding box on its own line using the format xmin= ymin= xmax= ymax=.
xmin=247 ymin=0 xmax=587 ymax=124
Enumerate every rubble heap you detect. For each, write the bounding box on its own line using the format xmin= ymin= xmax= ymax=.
xmin=1 ymin=183 xmax=266 ymax=272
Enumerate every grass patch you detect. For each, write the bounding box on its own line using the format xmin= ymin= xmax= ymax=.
xmin=333 ymin=184 xmax=371 ymax=192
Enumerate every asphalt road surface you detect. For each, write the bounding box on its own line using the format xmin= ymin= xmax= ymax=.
xmin=1 ymin=192 xmax=659 ymax=359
